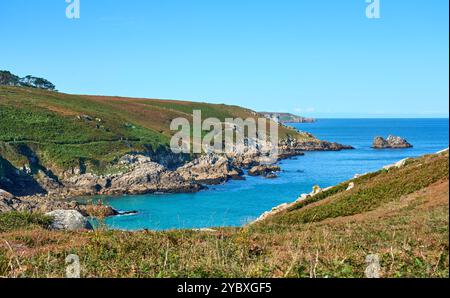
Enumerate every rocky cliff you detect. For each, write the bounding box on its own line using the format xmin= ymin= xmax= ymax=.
xmin=0 ymin=85 xmax=353 ymax=204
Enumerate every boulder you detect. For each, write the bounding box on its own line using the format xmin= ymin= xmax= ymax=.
xmin=45 ymin=210 xmax=93 ymax=231
xmin=373 ymin=135 xmax=413 ymax=149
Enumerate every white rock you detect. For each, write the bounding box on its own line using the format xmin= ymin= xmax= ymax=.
xmin=296 ymin=193 xmax=310 ymax=202
xmin=45 ymin=210 xmax=93 ymax=231
xmin=346 ymin=182 xmax=355 ymax=191
xmin=394 ymin=158 xmax=410 ymax=168
xmin=383 ymin=157 xmax=411 ymax=170
xmin=193 ymin=228 xmax=217 ymax=232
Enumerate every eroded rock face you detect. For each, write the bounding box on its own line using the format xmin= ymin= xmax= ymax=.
xmin=373 ymin=135 xmax=413 ymax=149
xmin=63 ymin=155 xmax=201 ymax=196
xmin=45 ymin=210 xmax=93 ymax=231
xmin=177 ymin=154 xmax=243 ymax=185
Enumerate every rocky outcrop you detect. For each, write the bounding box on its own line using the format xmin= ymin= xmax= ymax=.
xmin=79 ymin=204 xmax=119 ymax=218
xmin=45 ymin=210 xmax=93 ymax=231
xmin=248 ymin=165 xmax=281 ymax=178
xmin=62 ymin=155 xmax=201 ymax=196
xmin=1 ymin=190 xmax=86 ymax=215
xmin=177 ymin=154 xmax=243 ymax=185
xmin=382 ymin=158 xmax=412 ymax=170
xmin=251 ymin=185 xmax=334 ymax=224
xmin=372 ymin=135 xmax=413 ymax=149
xmin=1 ymin=189 xmax=29 ymax=213
xmin=280 ymin=136 xmax=354 ymax=154
xmin=1 ymin=133 xmax=353 ymax=199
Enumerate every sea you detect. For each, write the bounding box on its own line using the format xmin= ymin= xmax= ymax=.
xmin=93 ymin=118 xmax=449 ymax=231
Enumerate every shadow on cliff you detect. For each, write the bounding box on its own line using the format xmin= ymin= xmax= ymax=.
xmin=0 ymin=150 xmax=48 ymax=197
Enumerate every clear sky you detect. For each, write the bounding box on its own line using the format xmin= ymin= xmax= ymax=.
xmin=1 ymin=0 xmax=448 ymax=118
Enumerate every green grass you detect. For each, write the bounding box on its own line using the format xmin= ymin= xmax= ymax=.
xmin=0 ymin=212 xmax=52 ymax=233
xmin=0 ymin=86 xmax=309 ymax=173
xmin=266 ymin=153 xmax=449 ymax=226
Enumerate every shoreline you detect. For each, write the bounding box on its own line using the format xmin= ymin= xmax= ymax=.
xmin=1 ymin=138 xmax=354 ymax=216
xmin=250 ymin=147 xmax=450 ymax=226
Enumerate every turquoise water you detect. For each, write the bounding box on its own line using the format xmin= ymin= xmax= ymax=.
xmin=99 ymin=119 xmax=449 ymax=231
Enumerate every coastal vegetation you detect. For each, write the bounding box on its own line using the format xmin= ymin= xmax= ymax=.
xmin=0 ymin=150 xmax=448 ymax=278
xmin=0 ymin=86 xmax=311 ymax=173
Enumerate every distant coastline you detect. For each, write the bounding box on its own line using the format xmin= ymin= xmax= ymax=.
xmin=259 ymin=112 xmax=316 ymax=124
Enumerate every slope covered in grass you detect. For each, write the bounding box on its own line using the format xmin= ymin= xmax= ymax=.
xmin=0 ymin=151 xmax=448 ymax=278
xmin=0 ymin=86 xmax=310 ymax=174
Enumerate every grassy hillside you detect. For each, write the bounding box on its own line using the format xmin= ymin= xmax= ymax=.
xmin=0 ymin=86 xmax=310 ymax=174
xmin=0 ymin=151 xmax=448 ymax=278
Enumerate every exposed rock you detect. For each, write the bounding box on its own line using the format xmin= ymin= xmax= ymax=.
xmin=192 ymin=228 xmax=217 ymax=232
xmin=312 ymin=185 xmax=322 ymax=195
xmin=118 ymin=154 xmax=152 ymax=165
xmin=353 ymin=173 xmax=368 ymax=179
xmin=177 ymin=154 xmax=243 ymax=185
xmin=252 ymin=203 xmax=290 ymax=223
xmin=79 ymin=204 xmax=119 ymax=218
xmin=279 ymin=136 xmax=354 ymax=154
xmin=346 ymin=182 xmax=355 ymax=191
xmin=296 ymin=193 xmax=310 ymax=203
xmin=383 ymin=158 xmax=412 ymax=171
xmin=1 ymin=190 xmax=48 ymax=213
xmin=45 ymin=210 xmax=93 ymax=231
xmin=1 ymin=133 xmax=353 ymax=200
xmin=372 ymin=135 xmax=413 ymax=149
xmin=0 ymin=189 xmax=14 ymax=200
xmin=63 ymin=155 xmax=201 ymax=195
xmin=248 ymin=165 xmax=281 ymax=178
xmin=265 ymin=172 xmax=278 ymax=179
xmin=251 ymin=185 xmax=335 ymax=225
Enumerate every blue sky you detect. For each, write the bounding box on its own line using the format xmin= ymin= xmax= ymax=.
xmin=0 ymin=0 xmax=448 ymax=118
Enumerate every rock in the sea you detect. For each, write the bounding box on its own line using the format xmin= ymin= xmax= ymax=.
xmin=45 ymin=210 xmax=93 ymax=231
xmin=79 ymin=204 xmax=119 ymax=218
xmin=248 ymin=165 xmax=281 ymax=177
xmin=279 ymin=137 xmax=354 ymax=153
xmin=372 ymin=135 xmax=413 ymax=149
